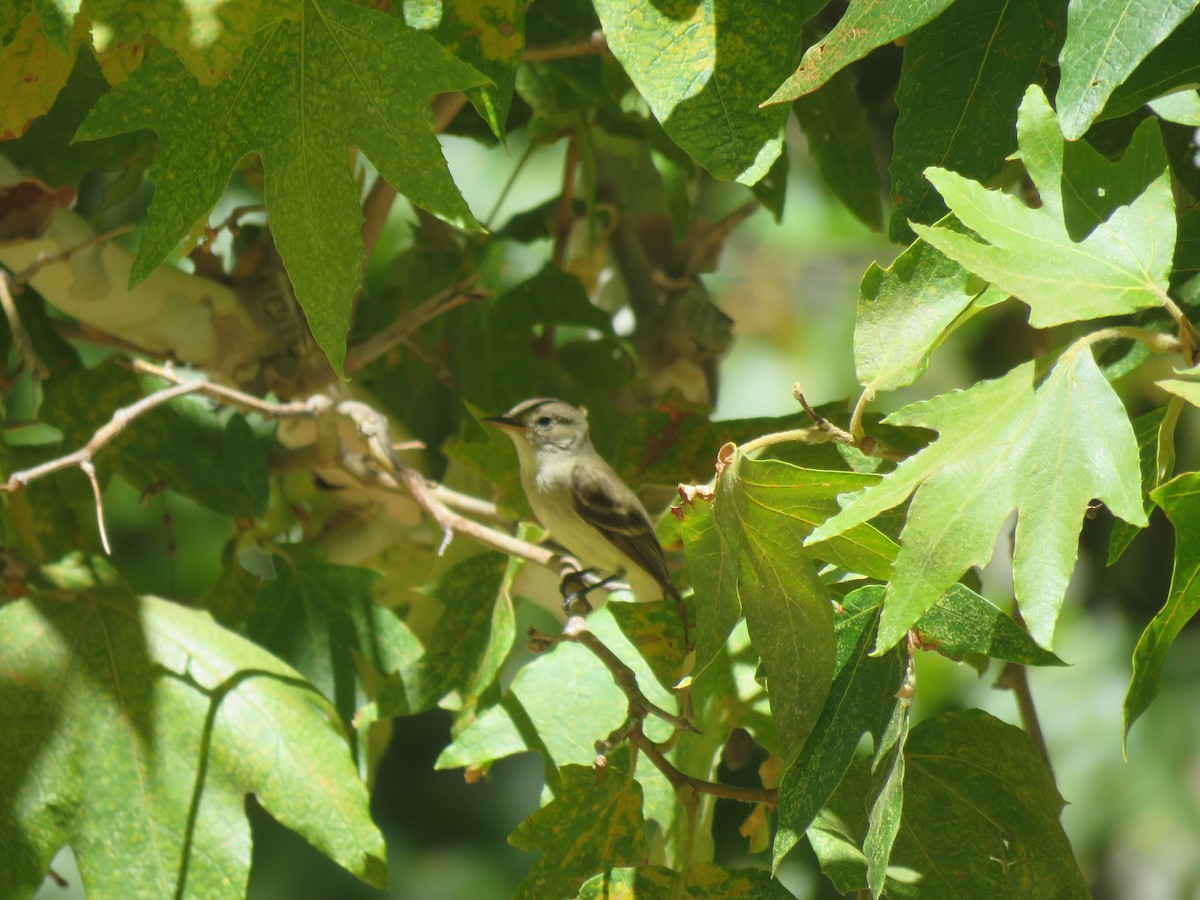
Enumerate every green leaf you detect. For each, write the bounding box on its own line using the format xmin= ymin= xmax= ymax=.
xmin=855 ymin=222 xmax=985 ymax=394
xmin=1101 ymin=11 xmax=1200 ymax=121
xmin=435 ymin=606 xmax=677 ymax=772
xmin=792 ymin=49 xmax=883 ymax=231
xmin=1109 ymin=407 xmax=1168 ymax=564
xmin=710 ymin=457 xmax=871 ymax=760
xmin=888 ymin=0 xmax=1044 ymax=241
xmin=1055 ymin=0 xmax=1200 ymax=140
xmin=509 ymin=745 xmax=646 ymax=900
xmin=39 ymin=361 xmax=272 ymax=518
xmin=88 ymin=0 xmax=295 ymax=84
xmin=0 ymin=47 xmax=156 ymax=186
xmin=75 ymin=0 xmax=486 ymax=375
xmin=609 ymin=597 xmax=690 ymax=692
xmin=773 ymin=590 xmax=906 ymax=867
xmin=912 ymin=584 xmax=1067 ymax=666
xmin=204 ymin=546 xmax=416 ymax=731
xmin=864 ymin=696 xmax=909 ymax=897
xmin=0 ymin=589 xmax=386 ymax=897
xmin=810 ymin=710 xmax=1086 ymax=898
xmin=765 ymin=0 xmax=958 ymax=104
xmin=404 ymin=0 xmax=525 ymax=138
xmin=357 ymin=552 xmax=510 ymax=723
xmin=682 ymin=458 xmax=894 ymax=685
xmin=810 ymin=349 xmax=1146 ymax=651
xmin=1125 ymin=472 xmax=1200 ymax=744
xmin=592 ymin=0 xmax=817 ymax=185
xmin=914 ymin=86 xmax=1174 ymax=329
xmin=579 ymin=864 xmax=796 ymax=898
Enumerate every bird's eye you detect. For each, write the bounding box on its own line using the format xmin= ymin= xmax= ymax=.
xmin=536 ymin=416 xmax=554 ymax=428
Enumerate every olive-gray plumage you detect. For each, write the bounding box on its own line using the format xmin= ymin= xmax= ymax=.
xmin=483 ymin=399 xmax=678 ymax=602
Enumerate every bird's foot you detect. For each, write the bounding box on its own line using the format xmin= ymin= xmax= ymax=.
xmin=558 ymin=568 xmax=620 ymax=617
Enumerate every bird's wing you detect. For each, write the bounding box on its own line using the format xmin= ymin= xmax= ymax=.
xmin=570 ymin=461 xmax=678 ymax=599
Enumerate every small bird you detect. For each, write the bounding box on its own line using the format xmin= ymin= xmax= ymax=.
xmin=483 ymin=398 xmax=679 ymax=608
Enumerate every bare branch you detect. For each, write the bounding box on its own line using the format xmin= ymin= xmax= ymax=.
xmin=527 ymin=617 xmax=776 ymax=808
xmin=343 ymin=277 xmax=486 ymax=375
xmin=523 ymin=32 xmax=608 ymax=62
xmin=8 ymin=223 xmax=134 ymax=292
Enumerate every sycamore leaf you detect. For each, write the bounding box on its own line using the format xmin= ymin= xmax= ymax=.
xmin=0 ymin=5 xmax=87 ymax=139
xmin=810 ymin=348 xmax=1145 ymax=651
xmin=792 ymin=33 xmax=883 ymax=231
xmin=356 ymin=552 xmax=511 ymax=724
xmin=773 ymin=589 xmax=906 ymax=867
xmin=855 ymin=221 xmax=987 ymax=394
xmin=911 ymin=584 xmax=1067 ymax=666
xmin=579 ymin=864 xmax=795 ymax=898
xmin=203 ymin=546 xmax=417 ymax=734
xmin=914 ymin=86 xmax=1174 ymax=329
xmin=404 ymin=0 xmax=525 ymax=138
xmin=889 ymin=0 xmax=1044 ymax=241
xmin=434 ymin=607 xmax=678 ymax=774
xmin=592 ymin=0 xmax=816 ymax=185
xmin=88 ymin=0 xmax=295 ymax=84
xmin=1101 ymin=11 xmax=1200 ymax=122
xmin=0 ymin=590 xmax=386 ymax=898
xmin=75 ymin=0 xmax=486 ymax=375
xmin=509 ymin=745 xmax=646 ymax=900
xmin=1056 ymin=0 xmax=1200 ymax=140
xmin=684 ymin=457 xmax=907 ymax=761
xmin=764 ymin=0 xmax=957 ymax=104
xmin=810 ymin=710 xmax=1086 ymax=898
xmin=1125 ymin=473 xmax=1200 ymax=745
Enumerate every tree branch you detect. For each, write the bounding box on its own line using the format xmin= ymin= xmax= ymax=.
xmin=526 ymin=617 xmax=777 ymax=807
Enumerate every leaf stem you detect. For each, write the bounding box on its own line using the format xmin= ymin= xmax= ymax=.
xmin=1073 ymin=325 xmax=1181 ymax=355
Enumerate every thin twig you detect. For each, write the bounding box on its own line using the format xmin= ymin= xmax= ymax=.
xmin=429 ymin=483 xmax=508 ymax=523
xmin=1074 ymin=325 xmax=1181 ymax=356
xmin=0 ymin=271 xmax=47 ymax=383
xmin=201 ymin=204 xmax=265 ymax=250
xmin=994 ymin=604 xmax=1052 ymax=772
xmin=632 ymin=726 xmax=778 ymax=807
xmin=129 ymin=360 xmax=318 ymax=418
xmin=529 ymin=616 xmax=698 ymax=734
xmin=552 ymin=133 xmax=581 ymax=271
xmin=738 ymin=384 xmax=905 ymax=461
xmin=9 ymin=223 xmax=134 ymax=292
xmin=522 ymin=32 xmax=608 ymax=63
xmin=343 ymin=277 xmax=486 ymax=375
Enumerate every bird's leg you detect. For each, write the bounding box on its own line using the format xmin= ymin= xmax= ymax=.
xmin=558 ymin=565 xmax=623 ymax=616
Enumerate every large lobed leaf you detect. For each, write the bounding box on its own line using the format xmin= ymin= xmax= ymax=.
xmin=810 ymin=709 xmax=1087 ymax=898
xmin=592 ymin=0 xmax=817 ymax=185
xmin=914 ymin=85 xmax=1175 ymax=329
xmin=0 ymin=589 xmax=385 ymax=898
xmin=75 ymin=0 xmax=486 ymax=375
xmin=683 ymin=457 xmax=909 ymax=763
xmin=810 ymin=348 xmax=1145 ymax=651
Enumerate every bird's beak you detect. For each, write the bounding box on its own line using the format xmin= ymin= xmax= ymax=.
xmin=482 ymin=415 xmax=520 ymax=431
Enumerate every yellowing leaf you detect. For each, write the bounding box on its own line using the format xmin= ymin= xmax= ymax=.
xmin=0 ymin=6 xmax=86 ymax=139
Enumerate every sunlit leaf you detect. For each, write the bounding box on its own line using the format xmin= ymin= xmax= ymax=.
xmin=1056 ymin=0 xmax=1200 ymax=139
xmin=0 ymin=590 xmax=386 ymax=897
xmin=810 ymin=349 xmax=1145 ymax=651
xmin=914 ymin=86 xmax=1174 ymax=329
